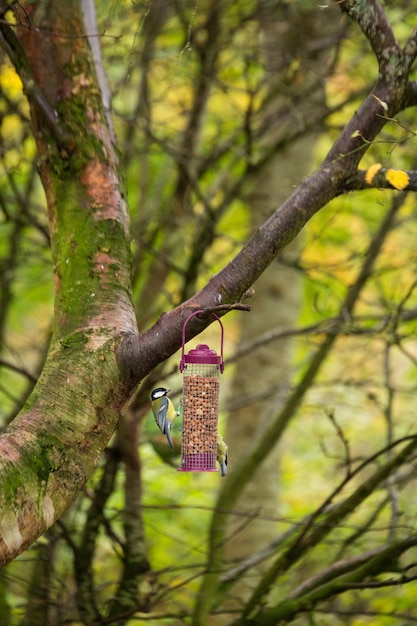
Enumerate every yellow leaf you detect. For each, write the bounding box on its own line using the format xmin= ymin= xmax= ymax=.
xmin=0 ymin=65 xmax=23 ymax=99
xmin=365 ymin=163 xmax=382 ymax=185
xmin=386 ymin=168 xmax=409 ymax=190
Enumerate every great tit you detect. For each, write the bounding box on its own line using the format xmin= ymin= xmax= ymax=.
xmin=217 ymin=433 xmax=228 ymax=477
xmin=150 ymin=387 xmax=179 ymax=450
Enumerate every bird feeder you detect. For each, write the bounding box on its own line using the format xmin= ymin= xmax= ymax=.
xmin=178 ymin=310 xmax=224 ymax=472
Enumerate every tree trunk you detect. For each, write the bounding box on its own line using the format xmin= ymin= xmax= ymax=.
xmin=0 ymin=0 xmax=136 ymax=565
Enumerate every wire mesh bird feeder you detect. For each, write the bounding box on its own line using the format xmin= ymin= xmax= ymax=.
xmin=178 ymin=310 xmax=224 ymax=472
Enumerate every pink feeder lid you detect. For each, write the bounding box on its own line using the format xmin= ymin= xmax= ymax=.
xmin=182 ymin=344 xmax=222 ymax=365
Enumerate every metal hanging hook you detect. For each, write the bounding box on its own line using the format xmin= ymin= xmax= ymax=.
xmin=180 ymin=309 xmax=224 ymax=372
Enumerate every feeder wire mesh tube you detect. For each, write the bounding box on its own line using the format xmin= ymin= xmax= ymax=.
xmin=180 ymin=362 xmax=220 ymax=472
xmin=178 ymin=310 xmax=225 ymax=473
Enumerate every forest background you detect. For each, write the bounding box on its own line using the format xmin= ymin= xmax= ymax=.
xmin=2 ymin=1 xmax=417 ymax=625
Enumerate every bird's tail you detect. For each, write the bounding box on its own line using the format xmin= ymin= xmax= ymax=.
xmin=165 ymin=426 xmax=174 ymax=450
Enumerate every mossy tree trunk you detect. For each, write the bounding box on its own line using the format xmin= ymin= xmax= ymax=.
xmin=0 ymin=0 xmax=136 ymax=566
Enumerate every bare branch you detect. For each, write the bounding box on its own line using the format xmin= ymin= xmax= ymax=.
xmin=257 ymin=535 xmax=417 ymax=625
xmin=239 ymin=436 xmax=417 ymax=625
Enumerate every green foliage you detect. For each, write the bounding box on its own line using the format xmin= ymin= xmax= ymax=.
xmin=3 ymin=1 xmax=417 ymax=625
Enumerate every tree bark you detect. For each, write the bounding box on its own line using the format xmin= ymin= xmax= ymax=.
xmin=0 ymin=0 xmax=136 ymax=566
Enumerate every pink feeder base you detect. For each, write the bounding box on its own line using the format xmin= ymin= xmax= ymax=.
xmin=178 ymin=452 xmax=218 ymax=472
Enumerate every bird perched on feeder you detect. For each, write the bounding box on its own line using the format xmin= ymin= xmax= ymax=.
xmin=217 ymin=433 xmax=228 ymax=477
xmin=150 ymin=387 xmax=179 ymax=450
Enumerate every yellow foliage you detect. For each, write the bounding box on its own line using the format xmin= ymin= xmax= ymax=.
xmin=0 ymin=64 xmax=23 ymax=99
xmin=385 ymin=168 xmax=410 ymax=190
xmin=371 ymin=594 xmax=396 ymax=614
xmin=3 ymin=148 xmax=20 ymax=170
xmin=1 ymin=114 xmax=22 ymax=142
xmin=364 ymin=165 xmax=410 ymax=190
xmin=365 ymin=162 xmax=382 ymax=185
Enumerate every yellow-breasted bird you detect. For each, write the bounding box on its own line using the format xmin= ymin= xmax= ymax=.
xmin=150 ymin=387 xmax=179 ymax=450
xmin=217 ymin=433 xmax=228 ymax=477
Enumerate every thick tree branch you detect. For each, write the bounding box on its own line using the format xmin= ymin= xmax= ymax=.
xmin=118 ymin=3 xmax=417 ymax=388
xmin=338 ymin=0 xmax=400 ymax=71
xmin=403 ymin=79 xmax=417 ymax=108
